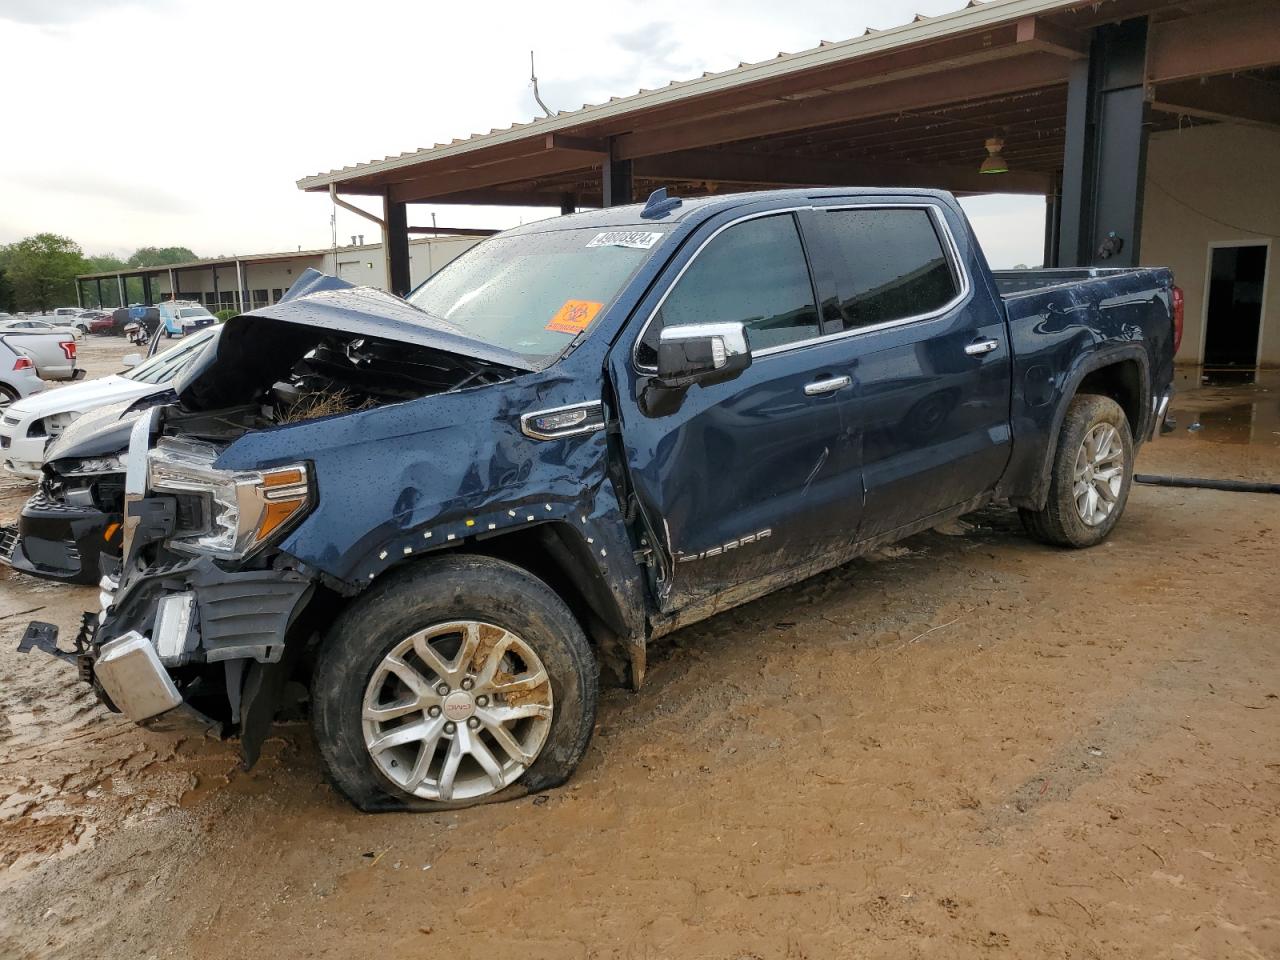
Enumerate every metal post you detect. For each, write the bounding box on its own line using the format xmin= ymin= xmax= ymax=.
xmin=1057 ymin=17 xmax=1150 ymax=268
xmin=212 ymin=266 xmax=220 ymax=311
xmin=142 ymin=274 xmax=153 ymax=306
xmin=602 ymin=139 xmax=633 ymax=207
xmin=1043 ymin=171 xmax=1063 ymax=267
xmin=235 ymin=260 xmax=246 ymax=313
xmin=75 ymin=280 xmax=83 ymax=308
xmin=116 ymin=274 xmax=126 ymax=307
xmin=96 ymin=278 xmax=104 ymax=309
xmin=168 ymin=268 xmax=176 ymax=301
xmin=383 ymin=188 xmax=411 ymax=296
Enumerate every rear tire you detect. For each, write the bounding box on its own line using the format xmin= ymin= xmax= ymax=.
xmin=1019 ymin=393 xmax=1134 ymax=548
xmin=0 ymin=384 xmax=17 ymax=411
xmin=311 ymin=554 xmax=597 ymax=811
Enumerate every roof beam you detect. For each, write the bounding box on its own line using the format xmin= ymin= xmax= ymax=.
xmin=634 ymin=148 xmax=1050 ymax=195
xmin=386 ymin=149 xmax=596 ymax=203
xmin=613 ymin=54 xmax=1071 ymax=161
xmin=1015 ymin=16 xmax=1088 ymax=59
xmin=1147 ymin=2 xmax=1280 ymax=83
xmin=1148 ymin=75 xmax=1280 ymax=130
xmin=544 ymin=133 xmax=608 ymax=155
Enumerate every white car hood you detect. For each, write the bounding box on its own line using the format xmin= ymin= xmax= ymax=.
xmin=6 ymin=374 xmax=159 ymax=418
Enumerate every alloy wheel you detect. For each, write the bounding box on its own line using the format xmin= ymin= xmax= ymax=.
xmin=1073 ymin=422 xmax=1125 ymax=526
xmin=362 ymin=620 xmax=554 ymax=802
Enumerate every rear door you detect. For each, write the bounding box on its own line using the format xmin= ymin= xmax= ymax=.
xmin=808 ymin=202 xmax=1013 ymax=538
xmin=612 ymin=209 xmax=863 ymax=612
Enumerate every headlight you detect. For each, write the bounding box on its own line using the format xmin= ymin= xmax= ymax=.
xmin=57 ymin=455 xmax=127 ymax=477
xmin=42 ymin=411 xmax=83 ymax=437
xmin=147 ymin=438 xmax=311 ymax=559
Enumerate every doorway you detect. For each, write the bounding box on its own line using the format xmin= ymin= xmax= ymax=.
xmin=1203 ymin=242 xmax=1269 ymax=369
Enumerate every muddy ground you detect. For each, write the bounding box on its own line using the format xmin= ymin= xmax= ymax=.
xmin=1 ymin=340 xmax=1277 ymax=959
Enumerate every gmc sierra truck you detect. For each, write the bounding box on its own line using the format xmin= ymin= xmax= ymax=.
xmin=19 ymin=188 xmax=1179 ymax=812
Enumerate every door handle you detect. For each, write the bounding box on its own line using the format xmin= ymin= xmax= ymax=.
xmin=804 ymin=375 xmax=852 ymax=396
xmin=964 ymin=338 xmax=1000 ymax=356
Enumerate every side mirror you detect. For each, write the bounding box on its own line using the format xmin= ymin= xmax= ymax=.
xmin=121 ymin=353 xmax=142 ymax=369
xmin=655 ymin=322 xmax=751 ymax=388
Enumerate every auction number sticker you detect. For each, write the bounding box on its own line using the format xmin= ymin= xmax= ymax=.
xmin=546 ymin=299 xmax=604 ymax=334
xmin=586 ymin=231 xmax=663 ymax=250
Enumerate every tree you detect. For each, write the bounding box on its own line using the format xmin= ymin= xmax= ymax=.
xmin=84 ymin=253 xmax=127 ymax=273
xmin=1 ymin=234 xmax=86 ymax=313
xmin=127 ymin=246 xmax=197 ymax=268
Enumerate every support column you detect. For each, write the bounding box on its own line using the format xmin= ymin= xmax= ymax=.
xmin=95 ymin=278 xmax=104 ymax=309
xmin=116 ymin=274 xmax=125 ymax=307
xmin=235 ymin=260 xmax=246 ymax=313
xmin=1058 ymin=17 xmax=1150 ymax=268
xmin=1043 ymin=170 xmax=1063 ymax=267
xmin=75 ymin=281 xmax=83 ymax=308
xmin=603 ymin=140 xmax=633 ymax=207
xmin=560 ymin=193 xmax=576 ymax=216
xmin=383 ymin=188 xmax=411 ymax=296
xmin=212 ymin=266 xmax=220 ymax=310
xmin=142 ymin=274 xmax=153 ymax=306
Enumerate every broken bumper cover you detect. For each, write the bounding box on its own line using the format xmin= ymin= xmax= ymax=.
xmin=0 ymin=489 xmax=116 ymax=585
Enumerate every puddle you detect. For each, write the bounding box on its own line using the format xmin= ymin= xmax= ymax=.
xmin=1168 ymin=366 xmax=1280 ymax=446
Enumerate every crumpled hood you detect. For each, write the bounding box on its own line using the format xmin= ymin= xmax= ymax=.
xmin=172 ymin=270 xmax=535 ymax=412
xmin=44 ymin=399 xmax=143 ymax=462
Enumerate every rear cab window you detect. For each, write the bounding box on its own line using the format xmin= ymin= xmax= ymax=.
xmin=816 ymin=206 xmax=964 ymax=330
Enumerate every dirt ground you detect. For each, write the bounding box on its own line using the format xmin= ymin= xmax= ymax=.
xmin=1 ymin=339 xmax=1277 ymax=959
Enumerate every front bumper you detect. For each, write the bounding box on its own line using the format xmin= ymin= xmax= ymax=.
xmin=0 ymin=488 xmax=117 ymax=584
xmin=0 ymin=419 xmax=47 ymax=479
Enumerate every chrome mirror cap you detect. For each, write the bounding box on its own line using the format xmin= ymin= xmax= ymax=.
xmin=655 ymin=322 xmax=751 ymax=387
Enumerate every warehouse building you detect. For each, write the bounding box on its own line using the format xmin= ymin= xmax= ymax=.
xmin=74 ymin=232 xmax=488 ymax=313
xmin=299 ymin=0 xmax=1280 ymax=369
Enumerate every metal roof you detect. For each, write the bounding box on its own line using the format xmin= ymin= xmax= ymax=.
xmin=75 ymin=234 xmax=488 ymax=281
xmin=297 ymin=0 xmax=1088 ymax=192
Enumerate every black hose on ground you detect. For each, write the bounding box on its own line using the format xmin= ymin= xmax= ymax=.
xmin=1135 ymin=474 xmax=1280 ymax=495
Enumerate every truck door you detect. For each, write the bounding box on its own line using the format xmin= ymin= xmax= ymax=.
xmin=809 ymin=202 xmax=1012 ymax=539
xmin=610 ymin=210 xmax=863 ymax=612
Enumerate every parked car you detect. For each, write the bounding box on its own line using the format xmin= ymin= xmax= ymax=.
xmin=0 ymin=327 xmax=215 ymax=480
xmin=17 ymin=188 xmax=1179 ymax=812
xmin=0 ymin=317 xmax=82 ymax=340
xmin=91 ymin=310 xmax=127 ymax=335
xmin=74 ymin=310 xmax=112 ymax=335
xmin=0 ymin=338 xmax=47 ymax=411
xmin=0 ymin=329 xmax=79 ymax=382
xmin=158 ymin=301 xmax=217 ymax=337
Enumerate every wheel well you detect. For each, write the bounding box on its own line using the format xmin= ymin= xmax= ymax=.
xmin=464 ymin=525 xmax=636 ymax=686
xmin=1077 ymin=360 xmax=1142 ymax=434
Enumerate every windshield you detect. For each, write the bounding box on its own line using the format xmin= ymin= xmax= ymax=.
xmin=407 ymin=226 xmax=668 ymax=361
xmin=177 ymin=307 xmax=210 ymax=319
xmin=124 ymin=329 xmax=215 ymax=384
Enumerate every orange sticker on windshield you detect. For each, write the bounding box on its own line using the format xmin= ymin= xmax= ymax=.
xmin=546 ymin=299 xmax=603 ymax=334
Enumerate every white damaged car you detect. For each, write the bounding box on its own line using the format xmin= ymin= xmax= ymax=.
xmin=0 ymin=328 xmax=217 ymax=479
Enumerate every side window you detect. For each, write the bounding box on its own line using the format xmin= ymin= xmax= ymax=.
xmin=821 ymin=208 xmax=961 ymax=330
xmin=637 ymin=213 xmax=819 ymax=366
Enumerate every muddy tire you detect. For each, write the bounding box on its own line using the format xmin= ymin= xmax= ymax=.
xmin=311 ymin=554 xmax=597 ymax=812
xmin=1019 ymin=393 xmax=1134 ymax=549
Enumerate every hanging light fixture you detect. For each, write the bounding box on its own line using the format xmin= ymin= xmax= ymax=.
xmin=979 ymin=136 xmax=1009 ymax=175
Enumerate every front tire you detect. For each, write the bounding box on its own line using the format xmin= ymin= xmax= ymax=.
xmin=1019 ymin=393 xmax=1134 ymax=548
xmin=311 ymin=554 xmax=597 ymax=811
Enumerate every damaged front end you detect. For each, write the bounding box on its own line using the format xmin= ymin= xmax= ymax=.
xmin=21 ymin=273 xmax=535 ymax=764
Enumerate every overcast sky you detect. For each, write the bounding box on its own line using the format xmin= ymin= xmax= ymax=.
xmin=0 ymin=0 xmax=1045 ymax=267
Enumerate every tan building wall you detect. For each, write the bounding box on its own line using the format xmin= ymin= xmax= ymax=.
xmin=144 ymin=235 xmax=486 ymax=310
xmin=1141 ymin=122 xmax=1280 ymax=367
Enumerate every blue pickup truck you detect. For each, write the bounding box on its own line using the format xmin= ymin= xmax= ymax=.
xmin=22 ymin=188 xmax=1179 ymax=811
